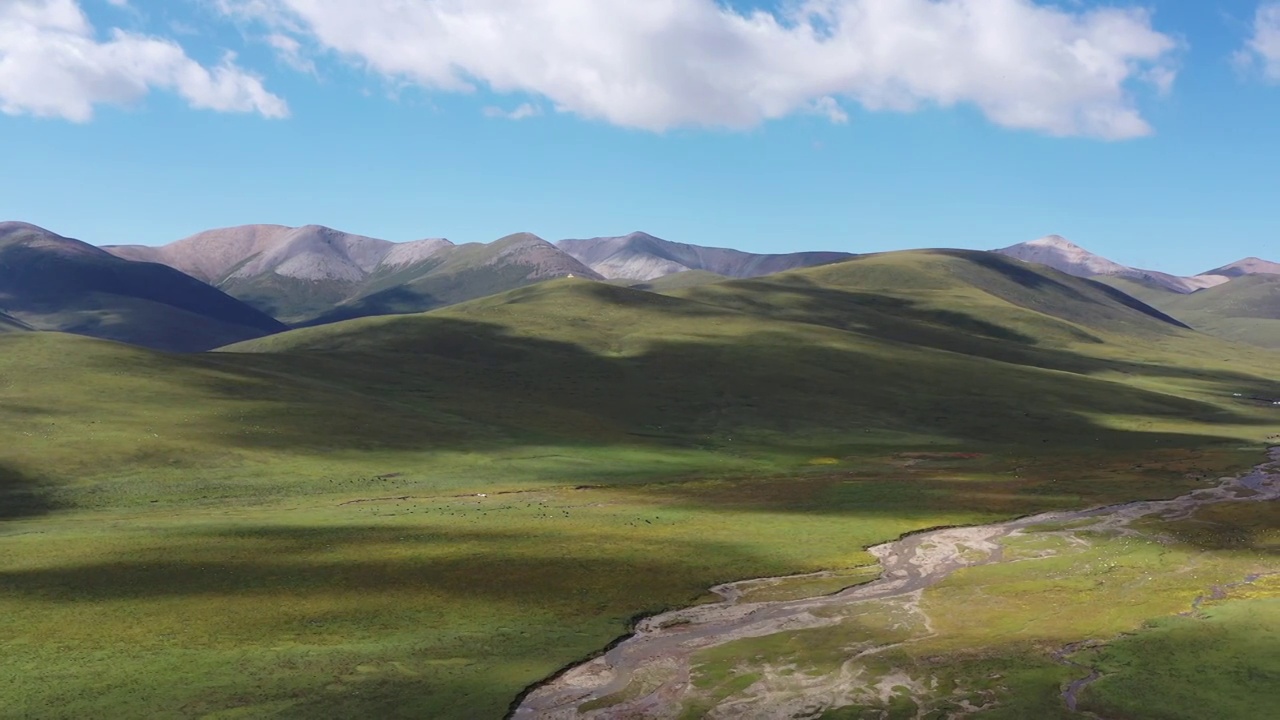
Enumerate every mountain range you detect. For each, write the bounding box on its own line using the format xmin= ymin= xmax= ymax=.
xmin=0 ymin=222 xmax=286 ymax=351
xmin=105 ymin=226 xmax=854 ymax=325
xmin=7 ymin=223 xmax=1280 ymax=720
xmin=105 ymin=225 xmax=594 ymax=325
xmin=1 ymin=219 xmax=1276 ymax=351
xmin=557 ymin=231 xmax=854 ymax=281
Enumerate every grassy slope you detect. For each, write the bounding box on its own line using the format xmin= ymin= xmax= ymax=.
xmin=218 ymin=273 xmax=358 ymax=326
xmin=1100 ymin=275 xmax=1280 ymax=349
xmin=676 ymin=500 xmax=1278 ymax=719
xmin=2 ymin=250 xmax=1278 ymax=718
xmin=1074 ymin=503 xmax=1279 ymax=720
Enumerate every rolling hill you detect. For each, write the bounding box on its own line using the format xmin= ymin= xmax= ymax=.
xmin=557 ymin=231 xmax=853 ymax=281
xmin=0 ymin=222 xmax=287 ymax=351
xmin=3 ymin=246 xmax=1278 ymax=719
xmin=226 ymin=249 xmax=1252 ymax=454
xmin=107 ymin=225 xmax=600 ymax=324
xmin=1128 ymin=274 xmax=1280 ymax=349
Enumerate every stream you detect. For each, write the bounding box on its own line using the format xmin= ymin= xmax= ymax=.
xmin=513 ymin=448 xmax=1280 ymax=719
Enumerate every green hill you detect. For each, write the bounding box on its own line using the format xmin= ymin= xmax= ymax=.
xmin=1099 ymin=274 xmax=1280 ymax=349
xmin=228 ymin=249 xmax=1264 ymax=455
xmin=1161 ymin=273 xmax=1280 ymax=318
xmin=0 ymin=222 xmax=287 ymax=351
xmin=2 ymin=249 xmax=1277 ymax=719
xmin=1092 ymin=275 xmax=1183 ymax=307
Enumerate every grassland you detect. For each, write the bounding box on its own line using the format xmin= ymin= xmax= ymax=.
xmin=2 ymin=250 xmax=1278 ymax=718
xmin=664 ymin=498 xmax=1278 ymax=719
xmin=1102 ymin=274 xmax=1280 ymax=349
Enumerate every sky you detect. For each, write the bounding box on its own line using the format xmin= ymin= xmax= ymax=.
xmin=0 ymin=1 xmax=1277 ymax=275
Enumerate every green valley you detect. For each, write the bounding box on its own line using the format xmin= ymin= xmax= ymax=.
xmin=2 ymin=249 xmax=1277 ymax=718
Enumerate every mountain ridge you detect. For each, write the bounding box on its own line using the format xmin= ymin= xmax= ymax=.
xmin=995 ymin=235 xmax=1231 ymax=293
xmin=16 ymin=218 xmax=1280 ymax=349
xmin=1203 ymin=257 xmax=1280 ymax=279
xmin=105 ymin=225 xmax=597 ymax=324
xmin=0 ymin=222 xmax=287 ymax=351
xmin=557 ymin=231 xmax=854 ymax=280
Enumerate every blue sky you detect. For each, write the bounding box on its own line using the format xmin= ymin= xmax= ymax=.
xmin=1 ymin=0 xmax=1277 ymax=275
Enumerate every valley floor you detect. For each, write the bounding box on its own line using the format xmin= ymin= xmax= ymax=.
xmin=518 ymin=450 xmax=1280 ymax=719
xmin=4 ymin=255 xmax=1280 ymax=718
xmin=2 ymin=446 xmax=1276 ymax=719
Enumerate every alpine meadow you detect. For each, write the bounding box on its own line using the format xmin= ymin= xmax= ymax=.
xmin=3 ymin=1 xmax=1280 ymax=719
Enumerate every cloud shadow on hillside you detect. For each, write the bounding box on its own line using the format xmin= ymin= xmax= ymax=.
xmin=0 ymin=464 xmax=61 ymax=521
xmin=169 ymin=294 xmax=1280 ymax=459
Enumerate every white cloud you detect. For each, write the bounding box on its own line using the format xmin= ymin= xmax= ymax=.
xmin=213 ymin=0 xmax=1178 ymax=139
xmin=483 ymin=102 xmax=542 ymax=120
xmin=809 ymin=96 xmax=849 ymax=125
xmin=0 ymin=0 xmax=287 ymax=121
xmin=266 ymin=32 xmax=314 ymax=73
xmin=1237 ymin=3 xmax=1280 ymax=82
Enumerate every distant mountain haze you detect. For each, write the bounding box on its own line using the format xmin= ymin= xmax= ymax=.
xmin=0 ymin=222 xmax=287 ymax=351
xmin=557 ymin=231 xmax=854 ymax=281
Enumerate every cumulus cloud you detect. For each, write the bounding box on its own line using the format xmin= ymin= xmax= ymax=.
xmin=809 ymin=96 xmax=849 ymax=125
xmin=266 ymin=32 xmax=314 ymax=73
xmin=483 ymin=102 xmax=542 ymax=120
xmin=0 ymin=0 xmax=287 ymax=121
xmin=213 ymin=0 xmax=1178 ymax=139
xmin=1238 ymin=3 xmax=1280 ymax=82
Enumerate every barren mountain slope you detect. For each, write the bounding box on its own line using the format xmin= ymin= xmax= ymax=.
xmin=996 ymin=235 xmax=1227 ymax=293
xmin=558 ymin=231 xmax=853 ymax=281
xmin=308 ymin=232 xmax=603 ymax=324
xmin=104 ymin=225 xmax=402 ymax=284
xmin=105 ymin=225 xmax=457 ymax=323
xmin=1202 ymin=257 xmax=1280 ymax=279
